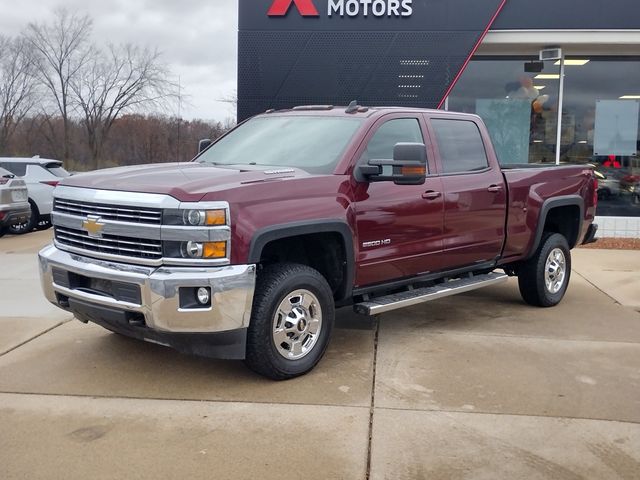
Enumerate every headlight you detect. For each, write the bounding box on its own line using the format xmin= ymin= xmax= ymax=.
xmin=161 ymin=203 xmax=230 ymax=264
xmin=184 ymin=209 xmax=226 ymax=226
xmin=181 ymin=241 xmax=227 ymax=259
xmin=163 ymin=208 xmax=228 ymax=226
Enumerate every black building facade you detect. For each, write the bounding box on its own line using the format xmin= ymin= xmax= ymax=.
xmin=238 ymin=0 xmax=640 ymax=232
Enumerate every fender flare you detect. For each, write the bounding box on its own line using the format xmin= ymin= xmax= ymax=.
xmin=528 ymin=195 xmax=584 ymax=259
xmin=248 ymin=220 xmax=356 ymax=302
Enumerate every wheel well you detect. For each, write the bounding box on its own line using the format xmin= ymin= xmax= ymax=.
xmin=258 ymin=232 xmax=348 ymax=301
xmin=543 ymin=205 xmax=580 ymax=248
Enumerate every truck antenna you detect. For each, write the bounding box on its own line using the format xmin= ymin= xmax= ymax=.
xmin=345 ymin=100 xmax=359 ymax=114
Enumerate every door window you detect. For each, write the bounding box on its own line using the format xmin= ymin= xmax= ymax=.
xmin=360 ymin=118 xmax=425 ymax=164
xmin=432 ymin=119 xmax=489 ymax=173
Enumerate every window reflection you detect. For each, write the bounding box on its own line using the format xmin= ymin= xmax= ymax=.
xmin=448 ymin=56 xmax=640 ymax=217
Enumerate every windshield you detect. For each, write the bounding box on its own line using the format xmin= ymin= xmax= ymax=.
xmin=196 ymin=116 xmax=363 ymax=174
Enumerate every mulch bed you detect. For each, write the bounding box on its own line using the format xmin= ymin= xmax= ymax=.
xmin=578 ymin=238 xmax=640 ymax=250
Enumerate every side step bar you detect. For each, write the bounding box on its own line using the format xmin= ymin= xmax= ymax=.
xmin=353 ymin=272 xmax=509 ymax=316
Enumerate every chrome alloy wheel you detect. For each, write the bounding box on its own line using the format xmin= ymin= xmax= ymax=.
xmin=544 ymin=248 xmax=566 ymax=294
xmin=272 ymin=289 xmax=322 ymax=360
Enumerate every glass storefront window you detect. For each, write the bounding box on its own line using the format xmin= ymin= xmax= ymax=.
xmin=447 ymin=57 xmax=561 ymax=166
xmin=448 ymin=56 xmax=640 ymax=217
xmin=562 ymin=58 xmax=640 ymax=216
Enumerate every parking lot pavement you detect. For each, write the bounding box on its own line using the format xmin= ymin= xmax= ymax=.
xmin=0 ymin=231 xmax=71 ymax=355
xmin=1 ymin=232 xmax=639 ymax=479
xmin=572 ymin=248 xmax=640 ymax=311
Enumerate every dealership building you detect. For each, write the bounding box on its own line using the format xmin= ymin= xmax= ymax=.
xmin=238 ymin=0 xmax=640 ymax=236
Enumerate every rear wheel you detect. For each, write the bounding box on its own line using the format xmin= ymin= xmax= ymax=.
xmin=245 ymin=263 xmax=334 ymax=380
xmin=518 ymin=233 xmax=571 ymax=307
xmin=8 ymin=200 xmax=38 ymax=235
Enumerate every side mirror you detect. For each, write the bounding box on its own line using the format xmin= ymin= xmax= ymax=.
xmin=356 ymin=142 xmax=427 ymax=185
xmin=198 ymin=138 xmax=212 ymax=154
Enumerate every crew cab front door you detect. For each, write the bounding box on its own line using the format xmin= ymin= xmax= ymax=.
xmin=427 ymin=116 xmax=507 ymax=269
xmin=353 ymin=115 xmax=445 ymax=287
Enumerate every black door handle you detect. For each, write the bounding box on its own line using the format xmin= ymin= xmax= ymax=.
xmin=422 ymin=191 xmax=442 ymax=200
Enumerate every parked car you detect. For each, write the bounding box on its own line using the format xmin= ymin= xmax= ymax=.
xmin=0 ymin=167 xmax=30 ymax=238
xmin=38 ymin=105 xmax=598 ymax=379
xmin=593 ymin=170 xmax=621 ymax=200
xmin=0 ymin=157 xmax=70 ymax=234
xmin=619 ymin=174 xmax=640 ymax=204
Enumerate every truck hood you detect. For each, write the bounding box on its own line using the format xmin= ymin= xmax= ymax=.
xmin=60 ymin=162 xmax=313 ymax=202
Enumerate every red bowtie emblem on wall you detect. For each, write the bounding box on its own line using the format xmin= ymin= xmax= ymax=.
xmin=268 ymin=0 xmax=320 ymax=16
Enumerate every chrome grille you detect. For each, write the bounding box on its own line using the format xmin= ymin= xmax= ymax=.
xmin=54 ymin=199 xmax=162 ymax=225
xmin=55 ymin=226 xmax=162 ymax=260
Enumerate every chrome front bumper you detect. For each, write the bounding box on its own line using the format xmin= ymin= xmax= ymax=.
xmin=39 ymin=244 xmax=256 ymax=334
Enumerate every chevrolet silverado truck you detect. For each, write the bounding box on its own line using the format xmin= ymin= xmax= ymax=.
xmin=39 ymin=105 xmax=598 ymax=379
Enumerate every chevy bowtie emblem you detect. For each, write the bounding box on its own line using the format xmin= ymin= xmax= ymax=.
xmin=82 ymin=216 xmax=105 ymax=238
xmin=268 ymin=0 xmax=319 ymax=16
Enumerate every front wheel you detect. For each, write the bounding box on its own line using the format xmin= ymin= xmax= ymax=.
xmin=245 ymin=263 xmax=335 ymax=380
xmin=518 ymin=233 xmax=571 ymax=307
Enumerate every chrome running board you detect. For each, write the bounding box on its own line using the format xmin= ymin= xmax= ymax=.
xmin=353 ymin=272 xmax=509 ymax=316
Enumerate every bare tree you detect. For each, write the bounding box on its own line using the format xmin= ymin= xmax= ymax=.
xmin=25 ymin=8 xmax=93 ymax=162
xmin=0 ymin=36 xmax=38 ymax=154
xmin=71 ymin=43 xmax=176 ymax=169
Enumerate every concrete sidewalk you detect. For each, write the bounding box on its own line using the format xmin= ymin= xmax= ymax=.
xmin=573 ymin=248 xmax=640 ymax=311
xmin=1 ymin=231 xmax=639 ymax=479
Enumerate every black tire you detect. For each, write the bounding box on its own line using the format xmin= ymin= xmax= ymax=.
xmin=518 ymin=232 xmax=571 ymax=307
xmin=0 ymin=226 xmax=6 ymax=238
xmin=245 ymin=263 xmax=335 ymax=380
xmin=8 ymin=200 xmax=38 ymax=235
xmin=36 ymin=218 xmax=52 ymax=231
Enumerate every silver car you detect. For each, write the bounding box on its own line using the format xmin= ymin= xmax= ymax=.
xmin=0 ymin=167 xmax=30 ymax=238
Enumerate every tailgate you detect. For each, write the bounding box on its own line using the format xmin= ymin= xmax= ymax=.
xmin=0 ymin=178 xmax=29 ymax=207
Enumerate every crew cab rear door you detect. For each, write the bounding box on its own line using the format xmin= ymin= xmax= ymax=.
xmin=352 ymin=114 xmax=445 ymax=286
xmin=425 ymin=115 xmax=507 ymax=269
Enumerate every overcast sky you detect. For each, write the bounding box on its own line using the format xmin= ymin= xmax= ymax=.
xmin=0 ymin=0 xmax=239 ymax=122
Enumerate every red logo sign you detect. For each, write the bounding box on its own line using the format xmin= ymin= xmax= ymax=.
xmin=268 ymin=0 xmax=320 ymax=17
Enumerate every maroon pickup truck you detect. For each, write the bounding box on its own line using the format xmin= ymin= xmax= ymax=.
xmin=39 ymin=105 xmax=598 ymax=379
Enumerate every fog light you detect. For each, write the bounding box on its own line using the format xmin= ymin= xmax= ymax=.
xmin=196 ymin=287 xmax=210 ymax=305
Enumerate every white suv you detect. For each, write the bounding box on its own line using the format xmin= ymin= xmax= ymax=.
xmin=0 ymin=157 xmax=71 ymax=234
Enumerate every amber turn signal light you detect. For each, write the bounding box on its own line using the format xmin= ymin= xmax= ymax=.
xmin=205 ymin=209 xmax=226 ymax=226
xmin=401 ymin=166 xmax=426 ymax=176
xmin=203 ymin=241 xmax=227 ymax=258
